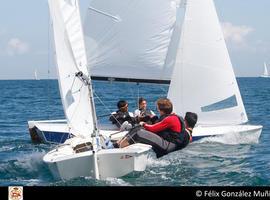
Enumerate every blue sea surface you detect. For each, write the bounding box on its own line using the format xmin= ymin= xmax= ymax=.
xmin=0 ymin=78 xmax=269 ymax=186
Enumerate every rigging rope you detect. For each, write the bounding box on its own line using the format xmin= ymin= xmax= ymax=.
xmin=93 ymin=90 xmax=122 ymax=127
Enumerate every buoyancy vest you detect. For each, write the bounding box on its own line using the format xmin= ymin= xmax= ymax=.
xmin=137 ymin=108 xmax=157 ymax=124
xmin=139 ymin=108 xmax=153 ymax=117
xmin=157 ymin=114 xmax=191 ymax=149
xmin=109 ymin=110 xmax=136 ymax=128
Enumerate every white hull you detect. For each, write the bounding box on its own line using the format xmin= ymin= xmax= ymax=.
xmin=28 ymin=120 xmax=122 ymax=144
xmin=43 ymin=123 xmax=262 ymax=180
xmin=29 ymin=120 xmax=263 ymax=144
xmin=28 ymin=120 xmax=71 ymax=144
xmin=192 ymin=124 xmax=262 ymax=143
xmin=43 ymin=137 xmax=152 ymax=180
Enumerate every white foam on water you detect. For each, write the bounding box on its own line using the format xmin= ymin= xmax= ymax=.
xmin=24 ymin=179 xmax=43 ymax=186
xmin=84 ymin=176 xmax=133 ymax=186
xmin=0 ymin=178 xmax=43 ymax=186
xmin=195 ymin=131 xmax=260 ymax=145
xmin=145 ymin=156 xmax=170 ymax=168
xmin=104 ymin=177 xmax=133 ymax=186
xmin=0 ymin=145 xmax=15 ymax=152
xmin=144 ymin=169 xmax=173 ymax=184
xmin=160 ymin=173 xmax=171 ymax=181
xmin=13 ymin=150 xmax=46 ymax=173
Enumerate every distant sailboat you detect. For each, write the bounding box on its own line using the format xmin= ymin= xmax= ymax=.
xmin=34 ymin=69 xmax=40 ymax=80
xmin=260 ymin=62 xmax=270 ymax=78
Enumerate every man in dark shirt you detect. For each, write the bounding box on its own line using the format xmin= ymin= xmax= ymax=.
xmin=109 ymin=100 xmax=136 ymax=128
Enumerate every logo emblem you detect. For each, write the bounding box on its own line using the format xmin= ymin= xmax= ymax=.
xmin=9 ymin=186 xmax=23 ymax=200
xmin=120 ymin=155 xmax=133 ymax=159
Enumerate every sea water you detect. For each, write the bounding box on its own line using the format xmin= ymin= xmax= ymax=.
xmin=0 ymin=78 xmax=269 ymax=186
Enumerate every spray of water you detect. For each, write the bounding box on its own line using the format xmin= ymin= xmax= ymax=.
xmin=195 ymin=131 xmax=260 ymax=145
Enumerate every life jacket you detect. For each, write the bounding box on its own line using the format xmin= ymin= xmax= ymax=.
xmin=184 ymin=120 xmax=193 ymax=143
xmin=157 ymin=114 xmax=191 ymax=149
xmin=109 ymin=110 xmax=136 ymax=128
xmin=139 ymin=108 xmax=153 ymax=117
xmin=137 ymin=108 xmax=157 ymax=124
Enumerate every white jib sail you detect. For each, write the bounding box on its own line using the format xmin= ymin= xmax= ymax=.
xmin=84 ymin=0 xmax=180 ymax=81
xmin=48 ymin=0 xmax=95 ymax=137
xmin=168 ymin=0 xmax=248 ymax=125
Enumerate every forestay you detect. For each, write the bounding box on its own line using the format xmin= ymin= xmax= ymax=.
xmin=168 ymin=0 xmax=248 ymax=125
xmin=48 ymin=0 xmax=95 ymax=137
xmin=84 ymin=0 xmax=182 ymax=83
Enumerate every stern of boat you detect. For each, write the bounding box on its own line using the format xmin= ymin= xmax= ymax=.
xmin=28 ymin=119 xmax=70 ymax=144
xmin=97 ymin=143 xmax=152 ymax=179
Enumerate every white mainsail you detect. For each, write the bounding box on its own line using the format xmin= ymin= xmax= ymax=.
xmin=84 ymin=0 xmax=180 ymax=82
xmin=48 ymin=0 xmax=96 ymax=137
xmin=168 ymin=0 xmax=248 ymax=125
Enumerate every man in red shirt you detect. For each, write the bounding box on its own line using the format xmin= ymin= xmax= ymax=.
xmin=115 ymin=98 xmax=197 ymax=158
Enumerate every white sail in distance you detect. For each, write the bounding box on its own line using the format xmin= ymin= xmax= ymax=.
xmin=34 ymin=69 xmax=38 ymax=80
xmin=263 ymin=62 xmax=269 ymax=77
xmin=48 ymin=0 xmax=95 ymax=137
xmin=84 ymin=0 xmax=181 ymax=83
xmin=168 ymin=0 xmax=248 ymax=125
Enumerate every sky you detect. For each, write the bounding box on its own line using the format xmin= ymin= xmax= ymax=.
xmin=0 ymin=0 xmax=269 ymax=79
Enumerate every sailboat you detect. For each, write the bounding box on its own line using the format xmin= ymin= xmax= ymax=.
xmin=43 ymin=0 xmax=151 ymax=180
xmin=31 ymin=0 xmax=262 ymax=144
xmin=27 ymin=0 xmax=177 ymax=144
xmin=40 ymin=0 xmax=261 ymax=180
xmin=260 ymin=62 xmax=270 ymax=78
xmin=34 ymin=69 xmax=39 ymax=80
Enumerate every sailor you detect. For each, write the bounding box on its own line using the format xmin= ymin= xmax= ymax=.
xmin=114 ymin=98 xmax=198 ymax=158
xmin=109 ymin=100 xmax=136 ymax=128
xmin=134 ymin=97 xmax=158 ymax=124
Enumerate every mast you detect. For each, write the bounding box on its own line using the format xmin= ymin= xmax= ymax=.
xmin=89 ymin=80 xmax=100 ymax=180
xmin=72 ymin=1 xmax=100 ymax=179
xmin=74 ymin=72 xmax=100 ymax=180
